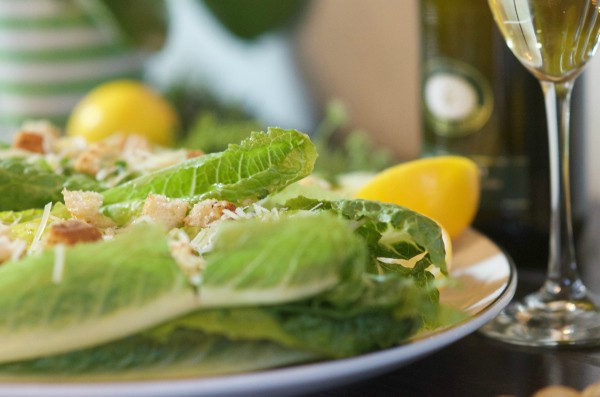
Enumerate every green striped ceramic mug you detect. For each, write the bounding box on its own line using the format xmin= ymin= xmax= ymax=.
xmin=0 ymin=0 xmax=144 ymax=140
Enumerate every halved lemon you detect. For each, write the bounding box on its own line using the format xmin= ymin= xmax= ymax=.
xmin=354 ymin=156 xmax=480 ymax=239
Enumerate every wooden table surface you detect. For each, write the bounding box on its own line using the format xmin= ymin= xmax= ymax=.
xmin=306 ymin=208 xmax=600 ymax=397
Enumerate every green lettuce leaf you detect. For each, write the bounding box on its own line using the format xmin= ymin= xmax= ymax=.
xmin=0 ymin=211 xmax=365 ymax=364
xmin=0 ymin=158 xmax=100 ymax=211
xmin=153 ymin=274 xmax=431 ymax=359
xmin=3 ymin=203 xmax=71 ymax=244
xmin=282 ymin=197 xmax=447 ymax=302
xmin=199 ymin=211 xmax=366 ymax=306
xmin=0 ymin=254 xmax=430 ymax=378
xmin=0 ymin=276 xmax=435 ymax=379
xmin=101 ymin=128 xmax=317 ymax=224
xmin=0 ymin=208 xmax=44 ymax=225
xmin=0 ymin=329 xmax=318 ymax=381
xmin=0 ymin=224 xmax=196 ymax=364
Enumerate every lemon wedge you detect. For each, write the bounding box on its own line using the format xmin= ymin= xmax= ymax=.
xmin=66 ymin=80 xmax=178 ymax=146
xmin=354 ymin=156 xmax=480 ymax=239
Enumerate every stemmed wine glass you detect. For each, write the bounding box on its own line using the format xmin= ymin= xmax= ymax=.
xmin=480 ymin=0 xmax=600 ymax=346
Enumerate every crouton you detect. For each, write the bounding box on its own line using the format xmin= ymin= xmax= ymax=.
xmin=46 ymin=220 xmax=103 ymax=246
xmin=0 ymin=237 xmax=11 ymax=263
xmin=186 ymin=149 xmax=204 ymax=159
xmin=12 ymin=121 xmax=61 ymax=153
xmin=184 ymin=199 xmax=236 ymax=227
xmin=142 ymin=194 xmax=189 ymax=230
xmin=0 ymin=235 xmax=26 ymax=264
xmin=20 ymin=120 xmax=61 ymax=138
xmin=11 ymin=131 xmax=45 ymax=154
xmin=62 ymin=189 xmax=115 ymax=228
xmin=73 ymin=141 xmax=119 ymax=176
xmin=118 ymin=134 xmax=153 ymax=153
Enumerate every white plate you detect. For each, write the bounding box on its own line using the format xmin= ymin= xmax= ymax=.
xmin=0 ymin=229 xmax=516 ymax=397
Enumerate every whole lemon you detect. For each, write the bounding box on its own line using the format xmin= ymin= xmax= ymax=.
xmin=354 ymin=156 xmax=480 ymax=239
xmin=66 ymin=80 xmax=178 ymax=146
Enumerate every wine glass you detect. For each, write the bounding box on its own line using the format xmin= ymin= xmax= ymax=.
xmin=480 ymin=0 xmax=600 ymax=346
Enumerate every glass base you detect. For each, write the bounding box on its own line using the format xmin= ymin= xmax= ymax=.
xmin=480 ymin=290 xmax=600 ymax=347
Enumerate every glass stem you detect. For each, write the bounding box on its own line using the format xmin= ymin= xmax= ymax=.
xmin=540 ymin=80 xmax=585 ymax=301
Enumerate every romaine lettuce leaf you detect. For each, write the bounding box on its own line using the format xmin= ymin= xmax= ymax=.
xmin=0 ymin=224 xmax=196 ymax=364
xmin=0 ymin=158 xmax=100 ymax=211
xmin=0 ymin=329 xmax=318 ymax=381
xmin=0 ymin=211 xmax=365 ymax=364
xmin=153 ymin=274 xmax=431 ymax=359
xmin=282 ymin=197 xmax=447 ymax=301
xmin=0 ymin=276 xmax=427 ymax=379
xmin=0 ymin=208 xmax=44 ymax=224
xmin=2 ymin=203 xmax=71 ymax=244
xmin=199 ymin=211 xmax=366 ymax=306
xmin=101 ymin=128 xmax=317 ymax=224
xmin=0 ymin=267 xmax=431 ymax=378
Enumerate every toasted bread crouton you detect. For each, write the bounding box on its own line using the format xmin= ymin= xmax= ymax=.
xmin=74 ymin=134 xmax=155 ymax=177
xmin=142 ymin=194 xmax=189 ymax=230
xmin=62 ymin=189 xmax=115 ymax=228
xmin=73 ymin=141 xmax=119 ymax=176
xmin=186 ymin=149 xmax=204 ymax=159
xmin=118 ymin=134 xmax=153 ymax=153
xmin=0 ymin=235 xmax=26 ymax=264
xmin=184 ymin=199 xmax=236 ymax=227
xmin=20 ymin=120 xmax=61 ymax=138
xmin=0 ymin=236 xmax=12 ymax=263
xmin=12 ymin=132 xmax=45 ymax=154
xmin=46 ymin=220 xmax=103 ymax=246
xmin=12 ymin=121 xmax=61 ymax=154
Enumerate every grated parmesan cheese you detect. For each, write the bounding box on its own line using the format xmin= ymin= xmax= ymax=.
xmin=27 ymin=202 xmax=52 ymax=255
xmin=220 ymin=204 xmax=285 ymax=222
xmin=52 ymin=244 xmax=66 ymax=284
xmin=308 ymin=202 xmax=324 ymax=212
xmin=168 ymin=229 xmax=206 ymax=284
xmin=221 ymin=208 xmax=241 ymax=220
xmin=189 ymin=227 xmax=217 ymax=254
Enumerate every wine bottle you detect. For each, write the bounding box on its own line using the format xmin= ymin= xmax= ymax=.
xmin=419 ymin=0 xmax=587 ymax=269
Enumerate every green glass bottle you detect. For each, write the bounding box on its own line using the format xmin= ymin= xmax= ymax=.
xmin=419 ymin=0 xmax=586 ymax=269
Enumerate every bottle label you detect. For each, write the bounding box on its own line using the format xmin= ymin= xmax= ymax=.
xmin=423 ymin=58 xmax=493 ymax=137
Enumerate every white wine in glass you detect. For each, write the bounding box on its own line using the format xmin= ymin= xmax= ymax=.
xmin=481 ymin=0 xmax=600 ymax=346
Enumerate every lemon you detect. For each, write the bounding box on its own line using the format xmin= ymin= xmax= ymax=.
xmin=354 ymin=156 xmax=480 ymax=239
xmin=66 ymin=80 xmax=178 ymax=146
xmin=439 ymin=225 xmax=453 ymax=273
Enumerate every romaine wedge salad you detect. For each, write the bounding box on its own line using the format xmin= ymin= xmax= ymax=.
xmin=0 ymin=123 xmax=452 ymax=380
